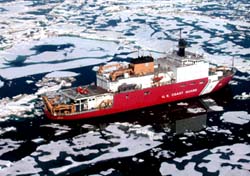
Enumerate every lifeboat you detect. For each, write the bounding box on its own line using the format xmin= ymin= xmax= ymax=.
xmin=153 ymin=76 xmax=163 ymax=83
xmin=76 ymin=86 xmax=89 ymax=94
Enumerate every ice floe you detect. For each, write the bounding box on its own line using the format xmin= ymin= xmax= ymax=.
xmin=234 ymin=92 xmax=250 ymax=100
xmin=202 ymin=98 xmax=224 ymax=112
xmin=0 ymin=94 xmax=37 ymax=118
xmin=25 ymin=80 xmax=34 ymax=84
xmin=154 ymin=149 xmax=174 ymax=159
xmin=98 ymin=168 xmax=116 ymax=176
xmin=177 ymin=102 xmax=188 ymax=106
xmin=0 ymin=139 xmax=23 ymax=169
xmin=0 ymin=37 xmax=117 ymax=80
xmin=45 ymin=71 xmax=79 ymax=78
xmin=31 ymin=137 xmax=45 ymax=144
xmin=0 ymin=80 xmax=4 ymax=88
xmin=229 ymin=80 xmax=238 ymax=85
xmin=35 ymin=80 xmax=66 ymax=95
xmin=129 ymin=124 xmax=165 ymax=141
xmin=209 ymin=105 xmax=224 ymax=111
xmin=0 ymin=122 xmax=163 ymax=175
xmin=187 ymin=107 xmax=206 ymax=114
xmin=0 ymin=127 xmax=16 ymax=136
xmin=0 ymin=139 xmax=23 ymax=156
xmin=160 ymin=143 xmax=250 ymax=176
xmin=41 ymin=123 xmax=71 ymax=136
xmin=0 ymin=72 xmax=77 ymax=119
xmin=198 ymin=144 xmax=250 ymax=175
xmin=234 ymin=75 xmax=250 ymax=81
xmin=206 ymin=126 xmax=232 ymax=135
xmin=221 ymin=111 xmax=250 ymax=125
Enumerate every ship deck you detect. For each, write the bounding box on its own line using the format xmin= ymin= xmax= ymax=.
xmin=156 ymin=50 xmax=205 ymax=68
xmin=60 ymin=85 xmax=108 ymax=101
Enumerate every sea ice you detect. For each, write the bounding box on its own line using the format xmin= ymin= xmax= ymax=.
xmin=234 ymin=92 xmax=250 ymax=100
xmin=202 ymin=98 xmax=224 ymax=111
xmin=45 ymin=71 xmax=79 ymax=78
xmin=206 ymin=126 xmax=232 ymax=135
xmin=155 ymin=150 xmax=173 ymax=159
xmin=160 ymin=162 xmax=202 ymax=176
xmin=0 ymin=127 xmax=16 ymax=136
xmin=209 ymin=105 xmax=224 ymax=111
xmin=221 ymin=111 xmax=250 ymax=125
xmin=32 ymin=138 xmax=45 ymax=144
xmin=0 ymin=94 xmax=37 ymax=118
xmin=99 ymin=168 xmax=115 ymax=175
xmin=0 ymin=122 xmax=162 ymax=175
xmin=0 ymin=72 xmax=77 ymax=119
xmin=41 ymin=123 xmax=71 ymax=137
xmin=0 ymin=0 xmax=250 ymax=81
xmin=229 ymin=80 xmax=238 ymax=85
xmin=35 ymin=80 xmax=66 ymax=95
xmin=160 ymin=143 xmax=250 ymax=176
xmin=25 ymin=80 xmax=34 ymax=84
xmin=187 ymin=107 xmax=206 ymax=114
xmin=0 ymin=37 xmax=117 ymax=80
xmin=234 ymin=75 xmax=250 ymax=81
xmin=177 ymin=102 xmax=189 ymax=106
xmin=0 ymin=139 xmax=23 ymax=159
xmin=0 ymin=80 xmax=4 ymax=88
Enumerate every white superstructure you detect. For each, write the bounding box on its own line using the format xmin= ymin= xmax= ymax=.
xmin=95 ymin=52 xmax=211 ymax=93
xmin=173 ymin=61 xmax=209 ymax=83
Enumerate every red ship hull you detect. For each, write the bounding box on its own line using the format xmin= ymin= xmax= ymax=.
xmin=45 ymin=74 xmax=233 ymax=120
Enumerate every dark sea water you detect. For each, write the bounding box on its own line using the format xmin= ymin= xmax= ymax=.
xmin=0 ymin=0 xmax=250 ymax=176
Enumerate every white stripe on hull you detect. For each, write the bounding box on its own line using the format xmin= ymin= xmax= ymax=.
xmin=200 ymin=80 xmax=219 ymax=95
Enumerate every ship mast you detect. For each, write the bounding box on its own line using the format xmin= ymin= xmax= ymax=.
xmin=177 ymin=29 xmax=187 ymax=57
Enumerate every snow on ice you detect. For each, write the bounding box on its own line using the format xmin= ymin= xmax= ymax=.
xmin=221 ymin=111 xmax=250 ymax=125
xmin=0 ymin=122 xmax=163 ymax=175
xmin=41 ymin=123 xmax=72 ymax=136
xmin=0 ymin=81 xmax=4 ymax=88
xmin=209 ymin=105 xmax=224 ymax=111
xmin=187 ymin=107 xmax=206 ymax=114
xmin=0 ymin=37 xmax=117 ymax=80
xmin=0 ymin=139 xmax=23 ymax=169
xmin=45 ymin=71 xmax=79 ymax=78
xmin=234 ymin=92 xmax=250 ymax=100
xmin=160 ymin=143 xmax=250 ymax=176
xmin=0 ymin=127 xmax=16 ymax=136
xmin=206 ymin=126 xmax=232 ymax=135
xmin=0 ymin=94 xmax=37 ymax=118
xmin=0 ymin=0 xmax=250 ymax=81
xmin=0 ymin=71 xmax=78 ymax=119
xmin=202 ymin=98 xmax=224 ymax=111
